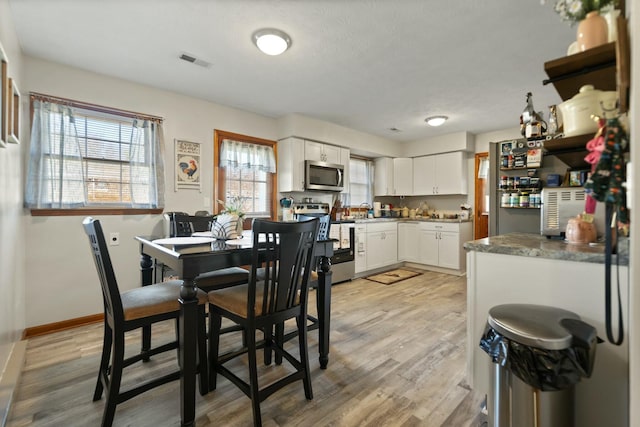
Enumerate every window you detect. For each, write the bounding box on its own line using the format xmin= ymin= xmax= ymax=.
xmin=214 ymin=130 xmax=277 ymax=222
xmin=25 ymin=94 xmax=164 ymax=215
xmin=349 ymin=157 xmax=374 ymax=206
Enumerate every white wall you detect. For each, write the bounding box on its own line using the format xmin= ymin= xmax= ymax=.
xmin=0 ymin=0 xmax=25 ymax=398
xmin=22 ymin=56 xmax=279 ymax=327
xmin=473 ymin=127 xmax=521 ymax=153
xmin=277 ymin=113 xmax=399 ymax=158
xmin=402 ymin=131 xmax=474 ymax=157
xmin=0 ymin=1 xmax=28 ymax=423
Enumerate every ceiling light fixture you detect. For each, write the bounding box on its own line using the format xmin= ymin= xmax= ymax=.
xmin=425 ymin=116 xmax=448 ymax=127
xmin=252 ymin=28 xmax=291 ymax=56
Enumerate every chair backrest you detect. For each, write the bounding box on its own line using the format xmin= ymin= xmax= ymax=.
xmin=297 ymin=214 xmax=330 ymax=240
xmin=82 ymin=217 xmax=124 ymax=323
xmin=250 ymin=218 xmax=319 ymax=317
xmin=166 ymin=212 xmax=215 ymax=236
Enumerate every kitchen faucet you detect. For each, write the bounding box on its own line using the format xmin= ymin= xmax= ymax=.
xmin=359 ymin=202 xmax=371 ymax=219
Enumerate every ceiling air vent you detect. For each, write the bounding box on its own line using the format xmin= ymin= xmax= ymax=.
xmin=179 ymin=52 xmax=212 ymax=68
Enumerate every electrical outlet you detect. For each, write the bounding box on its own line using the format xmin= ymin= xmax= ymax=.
xmin=109 ymin=232 xmax=120 ymax=246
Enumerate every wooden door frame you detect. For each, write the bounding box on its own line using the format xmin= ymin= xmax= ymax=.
xmin=213 ymin=130 xmax=278 ymax=225
xmin=474 ymin=152 xmax=489 ymax=239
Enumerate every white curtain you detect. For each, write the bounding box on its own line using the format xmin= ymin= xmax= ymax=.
xmin=128 ymin=119 xmax=165 ymax=208
xmin=219 ymin=139 xmax=276 ymax=173
xmin=25 ymin=100 xmax=86 ymax=208
xmin=25 ymin=99 xmax=165 ymax=209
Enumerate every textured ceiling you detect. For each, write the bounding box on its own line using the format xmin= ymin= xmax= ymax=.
xmin=8 ymin=0 xmax=577 ymax=143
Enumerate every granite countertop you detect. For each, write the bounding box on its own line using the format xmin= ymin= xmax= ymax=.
xmin=464 ymin=232 xmax=629 ymax=265
xmin=354 ymin=217 xmax=472 ymax=224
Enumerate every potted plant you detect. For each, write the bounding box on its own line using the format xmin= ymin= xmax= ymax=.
xmin=214 ymin=196 xmax=247 ymax=238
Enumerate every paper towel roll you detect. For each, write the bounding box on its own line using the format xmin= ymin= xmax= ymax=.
xmin=373 ymin=202 xmax=381 ymax=217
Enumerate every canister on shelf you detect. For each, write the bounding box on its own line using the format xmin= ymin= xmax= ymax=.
xmin=501 ymin=193 xmax=510 ymax=207
xmin=500 ymin=176 xmax=508 ymax=190
xmin=510 ymin=192 xmax=519 ymax=207
xmin=519 ymin=192 xmax=530 ymax=208
xmin=513 ymin=176 xmax=521 ymax=189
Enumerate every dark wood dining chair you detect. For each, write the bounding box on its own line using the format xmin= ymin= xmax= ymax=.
xmin=82 ymin=217 xmax=209 ymax=427
xmin=164 ymin=212 xmax=250 ymax=291
xmin=269 ymin=214 xmax=330 ymax=364
xmin=208 ymin=218 xmax=319 ymax=426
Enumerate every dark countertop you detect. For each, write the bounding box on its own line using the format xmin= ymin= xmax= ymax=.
xmin=463 ymin=232 xmax=629 ymax=265
xmin=353 ymin=217 xmax=472 ymax=224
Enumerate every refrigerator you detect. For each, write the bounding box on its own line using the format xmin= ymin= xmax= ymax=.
xmin=488 ymin=138 xmax=569 ymax=236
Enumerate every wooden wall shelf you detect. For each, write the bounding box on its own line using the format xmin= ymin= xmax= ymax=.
xmin=543 ymin=42 xmax=617 ymax=101
xmin=543 ymin=134 xmax=591 ymax=169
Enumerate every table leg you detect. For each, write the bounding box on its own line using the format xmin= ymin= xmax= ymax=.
xmin=140 ymin=253 xmax=154 ymax=361
xmin=316 ymin=255 xmax=332 ymax=369
xmin=179 ymin=278 xmax=198 ymax=427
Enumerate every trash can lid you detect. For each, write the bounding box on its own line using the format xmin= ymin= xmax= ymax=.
xmin=487 ymin=304 xmax=581 ymax=350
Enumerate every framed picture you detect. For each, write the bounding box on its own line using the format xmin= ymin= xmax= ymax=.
xmin=0 ymin=41 xmax=7 ymax=148
xmin=7 ymin=78 xmax=20 ymax=144
xmin=175 ymin=139 xmax=201 ymax=191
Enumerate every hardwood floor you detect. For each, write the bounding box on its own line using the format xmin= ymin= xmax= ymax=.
xmin=8 ymin=269 xmax=487 ymax=427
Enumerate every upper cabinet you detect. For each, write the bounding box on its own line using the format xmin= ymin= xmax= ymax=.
xmin=413 ymin=152 xmax=468 ymax=195
xmin=374 ymin=157 xmax=394 ymax=196
xmin=393 ymin=158 xmax=413 ymax=196
xmin=304 ymin=140 xmax=341 ymax=164
xmin=340 ymin=147 xmax=351 ymax=194
xmin=278 ymin=137 xmax=350 ymax=193
xmin=278 ymin=137 xmax=305 ymax=192
xmin=374 ymin=157 xmax=414 ymax=196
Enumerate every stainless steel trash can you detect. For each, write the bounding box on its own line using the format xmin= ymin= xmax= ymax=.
xmin=479 ymin=304 xmax=598 ymax=427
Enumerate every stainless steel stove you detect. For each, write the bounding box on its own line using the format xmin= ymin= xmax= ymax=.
xmin=292 ymin=202 xmax=354 ymax=284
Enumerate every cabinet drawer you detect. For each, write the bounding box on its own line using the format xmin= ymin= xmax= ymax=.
xmin=366 ymin=222 xmax=397 ymax=233
xmin=420 ymin=222 xmax=460 ymax=233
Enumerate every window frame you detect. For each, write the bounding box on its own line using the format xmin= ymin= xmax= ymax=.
xmin=348 ymin=155 xmax=374 ymax=208
xmin=213 ymin=130 xmax=277 ymax=227
xmin=28 ymin=94 xmax=164 ymax=216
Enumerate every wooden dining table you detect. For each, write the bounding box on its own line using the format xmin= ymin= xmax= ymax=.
xmin=135 ymin=235 xmax=335 ymax=427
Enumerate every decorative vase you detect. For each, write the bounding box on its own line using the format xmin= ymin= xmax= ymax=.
xmin=602 ymin=9 xmax=621 ymax=42
xmin=576 ymin=11 xmax=608 ymax=52
xmin=237 ymin=216 xmax=245 ymax=237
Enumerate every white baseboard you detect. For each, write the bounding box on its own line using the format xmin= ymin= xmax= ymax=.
xmin=0 ymin=341 xmax=27 ymax=427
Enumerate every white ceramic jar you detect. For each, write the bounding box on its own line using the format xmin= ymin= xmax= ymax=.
xmin=558 ymin=85 xmax=617 ymax=137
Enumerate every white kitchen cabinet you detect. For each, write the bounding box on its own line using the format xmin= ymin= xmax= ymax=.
xmin=374 ymin=157 xmax=393 ymax=196
xmin=278 ymin=137 xmax=305 ymax=192
xmin=305 ymin=140 xmax=341 ymax=164
xmin=393 ymin=158 xmax=413 ymax=195
xmin=375 ymin=157 xmax=413 ymax=196
xmin=354 ymin=224 xmax=367 ymax=273
xmin=413 ymin=151 xmax=468 ymax=195
xmin=340 ymin=147 xmax=350 ymax=194
xmin=417 ymin=222 xmax=472 ymax=271
xmin=365 ymin=222 xmax=398 ymax=270
xmin=418 ymin=228 xmax=439 ymax=266
xmin=397 ymin=222 xmax=420 ymax=262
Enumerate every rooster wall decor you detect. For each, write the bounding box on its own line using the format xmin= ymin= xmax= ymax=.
xmin=179 ymin=159 xmax=198 ymax=178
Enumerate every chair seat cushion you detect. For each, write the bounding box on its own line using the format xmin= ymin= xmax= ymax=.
xmin=208 ymin=282 xmax=301 ymax=318
xmin=122 ymin=280 xmax=207 ymax=321
xmin=208 ymin=284 xmax=264 ymax=317
xmin=196 ymin=267 xmax=249 ymax=292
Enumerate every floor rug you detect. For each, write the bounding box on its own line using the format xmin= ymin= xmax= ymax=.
xmin=365 ymin=269 xmax=421 ymax=285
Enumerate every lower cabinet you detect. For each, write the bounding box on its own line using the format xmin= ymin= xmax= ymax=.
xmin=355 ymin=225 xmax=367 ymax=274
xmin=398 ymin=222 xmax=420 ymax=263
xmin=365 ymin=222 xmax=398 ymax=271
xmin=398 ymin=222 xmax=472 ymax=271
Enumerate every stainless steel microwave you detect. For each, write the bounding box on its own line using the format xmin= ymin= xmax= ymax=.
xmin=305 ymin=160 xmax=344 ymax=192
